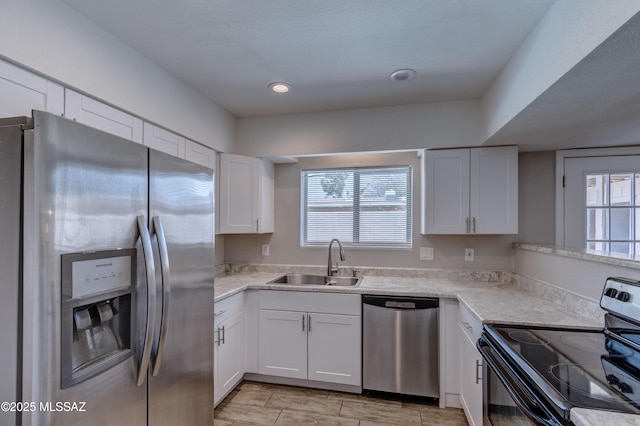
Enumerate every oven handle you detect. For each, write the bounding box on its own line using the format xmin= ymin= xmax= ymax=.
xmin=478 ymin=337 xmax=559 ymax=426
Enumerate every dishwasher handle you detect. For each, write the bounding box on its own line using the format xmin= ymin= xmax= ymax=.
xmin=363 ymin=295 xmax=439 ymax=310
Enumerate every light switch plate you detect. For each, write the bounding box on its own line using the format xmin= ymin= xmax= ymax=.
xmin=420 ymin=247 xmax=434 ymax=260
xmin=262 ymin=244 xmax=270 ymax=256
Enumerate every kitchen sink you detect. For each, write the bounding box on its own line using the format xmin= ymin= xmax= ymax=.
xmin=267 ymin=273 xmax=361 ymax=287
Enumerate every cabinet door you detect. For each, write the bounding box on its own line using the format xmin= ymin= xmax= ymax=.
xmin=460 ymin=325 xmax=483 ymax=426
xmin=258 ymin=310 xmax=307 ymax=379
xmin=143 ymin=122 xmax=186 ymax=158
xmin=470 ymin=146 xmax=518 ymax=234
xmin=219 ymin=153 xmax=260 ymax=233
xmin=185 ymin=140 xmax=216 ymax=170
xmin=422 ymin=149 xmax=470 ymax=234
xmin=0 ymin=59 xmax=63 ymax=118
xmin=64 ymin=89 xmax=143 ymax=143
xmin=216 ymin=311 xmax=245 ymax=405
xmin=307 ymin=313 xmax=361 ymax=386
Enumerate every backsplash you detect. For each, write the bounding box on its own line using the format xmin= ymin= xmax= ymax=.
xmin=222 ymin=263 xmax=511 ymax=283
xmin=512 ymin=272 xmax=604 ymax=323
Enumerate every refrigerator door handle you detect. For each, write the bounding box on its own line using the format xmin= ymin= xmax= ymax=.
xmin=151 ymin=215 xmax=171 ymax=377
xmin=137 ymin=215 xmax=157 ymax=387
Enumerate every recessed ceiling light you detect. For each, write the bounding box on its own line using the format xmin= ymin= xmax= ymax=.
xmin=269 ymin=82 xmax=291 ymax=94
xmin=389 ymin=69 xmax=416 ymax=82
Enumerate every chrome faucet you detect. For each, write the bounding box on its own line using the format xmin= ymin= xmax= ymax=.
xmin=327 ymin=238 xmax=346 ymax=277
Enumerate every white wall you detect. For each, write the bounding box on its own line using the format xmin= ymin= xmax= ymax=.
xmin=224 ymin=151 xmax=515 ymax=270
xmin=480 ymin=1 xmax=640 ymax=142
xmin=514 ymin=248 xmax=640 ymax=302
xmin=235 ymin=101 xmax=480 ymax=157
xmin=0 ymin=0 xmax=234 ymax=152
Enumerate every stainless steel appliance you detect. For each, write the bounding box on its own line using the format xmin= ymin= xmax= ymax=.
xmin=0 ymin=111 xmax=215 ymax=425
xmin=362 ymin=295 xmax=439 ymax=398
xmin=478 ymin=277 xmax=640 ymax=425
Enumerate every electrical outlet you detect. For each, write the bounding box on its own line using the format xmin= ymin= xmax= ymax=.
xmin=262 ymin=244 xmax=270 ymax=256
xmin=465 ymin=248 xmax=474 ymax=261
xmin=420 ymin=247 xmax=434 ymax=260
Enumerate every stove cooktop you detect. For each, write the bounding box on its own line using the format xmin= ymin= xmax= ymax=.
xmin=485 ymin=324 xmax=640 ymax=416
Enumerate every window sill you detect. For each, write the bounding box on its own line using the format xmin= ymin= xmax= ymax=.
xmin=302 ymin=243 xmax=412 ymax=250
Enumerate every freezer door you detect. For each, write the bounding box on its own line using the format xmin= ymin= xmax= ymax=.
xmin=22 ymin=111 xmax=149 ymax=426
xmin=148 ymin=149 xmax=214 ymax=425
xmin=0 ymin=122 xmax=24 ymax=426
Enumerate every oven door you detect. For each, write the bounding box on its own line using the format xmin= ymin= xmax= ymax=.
xmin=478 ymin=336 xmax=564 ymax=426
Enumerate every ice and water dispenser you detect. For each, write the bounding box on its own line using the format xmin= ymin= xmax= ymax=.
xmin=60 ymin=249 xmax=136 ymax=388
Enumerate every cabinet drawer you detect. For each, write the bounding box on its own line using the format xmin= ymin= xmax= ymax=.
xmin=459 ymin=302 xmax=482 ymax=342
xmin=215 ymin=292 xmax=244 ymax=325
xmin=259 ymin=290 xmax=360 ymax=315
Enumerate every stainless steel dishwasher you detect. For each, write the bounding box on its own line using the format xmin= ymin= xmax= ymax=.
xmin=363 ymin=295 xmax=439 ymax=398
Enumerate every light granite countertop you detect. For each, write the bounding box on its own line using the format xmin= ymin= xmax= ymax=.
xmin=571 ymin=408 xmax=640 ymax=426
xmin=215 ymin=272 xmax=603 ymax=329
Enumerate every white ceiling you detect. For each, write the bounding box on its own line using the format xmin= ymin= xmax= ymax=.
xmin=488 ymin=11 xmax=640 ymax=150
xmin=60 ymin=0 xmax=553 ymax=118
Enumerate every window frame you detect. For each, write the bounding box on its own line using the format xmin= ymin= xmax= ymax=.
xmin=556 ymin=147 xmax=640 ymax=250
xmin=300 ymin=165 xmax=413 ymax=248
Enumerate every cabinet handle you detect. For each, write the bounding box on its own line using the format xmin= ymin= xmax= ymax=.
xmin=466 ymin=217 xmax=470 ymax=233
xmin=476 ymin=359 xmax=482 ymax=384
xmin=472 ymin=217 xmax=476 ymax=233
xmin=256 ymin=218 xmax=259 ymax=232
xmin=462 ymin=321 xmax=472 ymax=330
xmin=215 ymin=328 xmax=221 ymax=347
xmin=302 ymin=315 xmax=305 ymax=331
xmin=308 ymin=315 xmax=312 ymax=332
xmin=221 ymin=325 xmax=225 ymax=345
xmin=214 ymin=309 xmax=227 ymax=317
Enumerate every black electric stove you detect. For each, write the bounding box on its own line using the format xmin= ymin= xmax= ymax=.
xmin=478 ymin=277 xmax=640 ymax=425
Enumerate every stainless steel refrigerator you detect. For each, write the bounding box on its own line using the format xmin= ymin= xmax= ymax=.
xmin=0 ymin=111 xmax=214 ymax=425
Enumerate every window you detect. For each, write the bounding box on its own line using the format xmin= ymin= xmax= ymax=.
xmin=302 ymin=166 xmax=412 ymax=247
xmin=559 ymin=150 xmax=640 ymax=256
xmin=585 ymin=173 xmax=640 ymax=254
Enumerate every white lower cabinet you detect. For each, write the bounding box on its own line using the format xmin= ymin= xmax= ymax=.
xmin=258 ymin=310 xmax=308 ymax=380
xmin=459 ymin=304 xmax=483 ymax=426
xmin=214 ymin=293 xmax=245 ymax=406
xmin=307 ymin=313 xmax=361 ymax=384
xmin=258 ymin=291 xmax=361 ymax=386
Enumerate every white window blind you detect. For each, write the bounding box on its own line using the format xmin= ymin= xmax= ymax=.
xmin=302 ymin=166 xmax=412 ymax=247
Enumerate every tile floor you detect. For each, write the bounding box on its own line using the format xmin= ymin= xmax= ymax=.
xmin=214 ymin=381 xmax=469 ymax=425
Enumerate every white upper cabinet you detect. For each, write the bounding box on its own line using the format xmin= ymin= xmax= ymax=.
xmin=185 ymin=140 xmax=217 ymax=170
xmin=219 ymin=153 xmax=274 ymax=234
xmin=143 ymin=122 xmax=186 ymax=158
xmin=0 ymin=59 xmax=63 ymax=118
xmin=422 ymin=149 xmax=471 ymax=234
xmin=422 ymin=146 xmax=518 ymax=234
xmin=64 ymin=89 xmax=143 ymax=143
